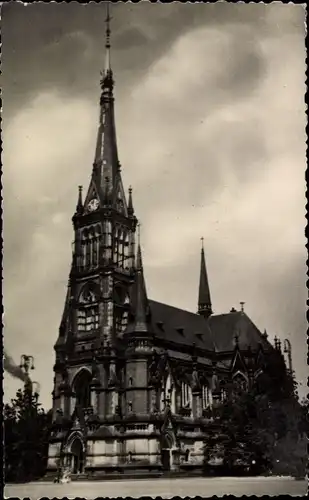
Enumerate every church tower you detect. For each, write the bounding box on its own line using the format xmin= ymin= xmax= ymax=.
xmin=52 ymin=6 xmax=138 ymax=428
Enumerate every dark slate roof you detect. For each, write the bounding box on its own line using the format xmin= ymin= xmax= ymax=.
xmin=148 ymin=300 xmax=216 ymax=352
xmin=208 ymin=311 xmax=271 ymax=352
xmin=148 ymin=301 xmax=270 ymax=355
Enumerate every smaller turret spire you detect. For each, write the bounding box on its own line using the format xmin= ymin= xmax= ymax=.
xmin=126 ymin=235 xmax=151 ymax=335
xmin=128 ymin=186 xmax=134 ymax=216
xmin=198 ymin=237 xmax=212 ymax=318
xmin=76 ymin=185 xmax=83 ymax=214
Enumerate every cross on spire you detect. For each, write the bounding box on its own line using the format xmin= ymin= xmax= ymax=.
xmin=105 ymin=3 xmax=111 ymax=48
xmin=104 ymin=3 xmax=112 ymax=73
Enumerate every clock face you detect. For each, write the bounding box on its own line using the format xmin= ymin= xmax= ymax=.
xmin=87 ymin=198 xmax=99 ymax=212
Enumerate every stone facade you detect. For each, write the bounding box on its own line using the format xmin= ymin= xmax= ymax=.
xmin=46 ymin=22 xmax=290 ymax=479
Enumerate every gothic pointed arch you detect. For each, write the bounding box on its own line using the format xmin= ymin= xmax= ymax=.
xmin=230 ymin=348 xmax=247 ymax=375
xmin=160 ymin=369 xmax=176 ymax=412
xmin=232 ymin=370 xmax=248 ymax=392
xmin=201 ymin=379 xmax=211 ymax=409
xmin=72 ymin=368 xmax=93 ymax=410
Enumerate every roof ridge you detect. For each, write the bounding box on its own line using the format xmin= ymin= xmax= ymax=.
xmin=149 ymin=299 xmax=199 ymax=317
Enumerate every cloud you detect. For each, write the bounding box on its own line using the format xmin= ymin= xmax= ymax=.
xmin=3 ymin=4 xmax=306 ymax=408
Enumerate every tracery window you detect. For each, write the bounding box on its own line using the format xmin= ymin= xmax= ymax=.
xmin=77 ymin=285 xmax=99 ymax=333
xmin=233 ymin=372 xmax=248 ymax=393
xmin=115 ymin=310 xmax=128 ymax=335
xmin=80 ymin=225 xmax=101 ymax=270
xmin=112 ymin=228 xmax=130 ymax=269
xmin=181 ymin=382 xmax=191 ymax=407
xmin=160 ymin=373 xmax=175 ymax=412
xmin=202 ymin=385 xmax=210 ymax=409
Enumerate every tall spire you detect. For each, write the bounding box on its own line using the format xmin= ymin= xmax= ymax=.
xmin=104 ymin=2 xmax=112 ymax=77
xmin=126 ymin=235 xmax=151 ymax=334
xmin=197 ymin=237 xmax=212 ymax=318
xmin=88 ymin=2 xmax=120 ymax=206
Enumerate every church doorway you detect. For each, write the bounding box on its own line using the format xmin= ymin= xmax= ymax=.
xmin=161 ymin=431 xmax=175 ymax=471
xmin=70 ymin=437 xmax=84 ymax=474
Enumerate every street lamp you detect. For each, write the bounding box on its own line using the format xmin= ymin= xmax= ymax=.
xmin=19 ymin=355 xmax=35 ymax=375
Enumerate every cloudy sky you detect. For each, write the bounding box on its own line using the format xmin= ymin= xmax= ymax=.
xmin=3 ymin=1 xmax=307 ymax=408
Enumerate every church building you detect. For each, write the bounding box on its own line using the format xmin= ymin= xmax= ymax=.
xmin=47 ymin=13 xmax=291 ymax=478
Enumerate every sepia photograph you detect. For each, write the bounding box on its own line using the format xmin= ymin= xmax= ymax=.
xmin=2 ymin=1 xmax=307 ymax=498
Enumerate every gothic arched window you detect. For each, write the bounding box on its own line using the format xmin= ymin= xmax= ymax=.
xmin=73 ymin=369 xmax=92 ymax=410
xmin=91 ymin=226 xmax=99 ymax=267
xmin=233 ymin=372 xmax=248 ymax=393
xmin=80 ymin=229 xmax=88 ymax=270
xmin=181 ymin=381 xmax=191 ymax=408
xmin=115 ymin=310 xmax=129 ymax=335
xmin=77 ymin=284 xmax=99 ymax=333
xmin=89 ymin=228 xmax=94 ymax=268
xmin=202 ymin=385 xmax=209 ymax=409
xmin=80 ymin=226 xmax=101 ymax=270
xmin=160 ymin=373 xmax=175 ymax=412
xmin=124 ymin=233 xmax=129 ymax=269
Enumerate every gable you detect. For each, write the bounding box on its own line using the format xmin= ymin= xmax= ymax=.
xmin=208 ymin=312 xmax=271 ymax=353
xmin=84 ymin=179 xmax=102 ymax=212
xmin=230 ymin=349 xmax=248 ymax=374
xmin=113 ymin=176 xmax=128 ymax=216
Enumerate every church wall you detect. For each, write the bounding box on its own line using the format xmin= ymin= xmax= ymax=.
xmin=126 ymin=358 xmax=148 ymax=414
xmin=47 ymin=442 xmax=61 ymax=469
xmin=97 ymin=389 xmax=106 ymax=418
xmin=90 ymin=439 xmax=118 ymax=466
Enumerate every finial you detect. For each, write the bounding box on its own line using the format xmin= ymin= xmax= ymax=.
xmin=240 ymin=301 xmax=245 ymax=313
xmin=201 ymin=236 xmax=204 ymax=251
xmin=128 ymin=185 xmax=134 ymax=215
xmin=105 ymin=2 xmax=112 ymax=73
xmin=76 ymin=185 xmax=83 ymax=213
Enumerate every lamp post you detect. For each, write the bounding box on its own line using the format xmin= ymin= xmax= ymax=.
xmin=20 ymin=354 xmax=35 ymax=376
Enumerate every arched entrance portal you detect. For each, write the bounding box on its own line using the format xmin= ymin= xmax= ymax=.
xmin=161 ymin=431 xmax=175 ymax=471
xmin=70 ymin=437 xmax=84 ymax=474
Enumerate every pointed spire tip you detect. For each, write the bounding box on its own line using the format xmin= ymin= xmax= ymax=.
xmin=198 ymin=239 xmax=212 ymax=318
